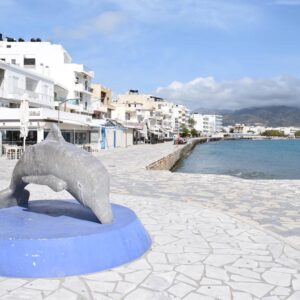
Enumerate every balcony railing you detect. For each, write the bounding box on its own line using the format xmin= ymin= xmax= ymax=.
xmin=6 ymin=87 xmax=53 ymax=107
xmin=54 ymin=96 xmax=67 ymax=102
xmin=75 ymin=83 xmax=93 ymax=94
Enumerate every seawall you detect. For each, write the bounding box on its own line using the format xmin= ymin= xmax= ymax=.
xmin=146 ymin=137 xmax=218 ymax=171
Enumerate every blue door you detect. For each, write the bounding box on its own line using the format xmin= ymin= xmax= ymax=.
xmin=101 ymin=127 xmax=106 ymax=149
xmin=114 ymin=129 xmax=116 ymax=148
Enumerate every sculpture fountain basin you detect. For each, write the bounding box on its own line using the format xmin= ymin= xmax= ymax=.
xmin=0 ymin=200 xmax=151 ymax=278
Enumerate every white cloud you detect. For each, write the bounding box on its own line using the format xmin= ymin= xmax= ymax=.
xmin=56 ymin=11 xmax=125 ymax=39
xmin=155 ymin=76 xmax=300 ymax=110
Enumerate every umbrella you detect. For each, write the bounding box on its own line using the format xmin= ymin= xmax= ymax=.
xmin=20 ymin=99 xmax=29 ymax=150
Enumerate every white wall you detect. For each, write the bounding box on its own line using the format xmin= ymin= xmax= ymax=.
xmin=0 ymin=40 xmax=94 ymax=113
xmin=0 ymin=61 xmax=54 ymax=107
xmin=191 ymin=113 xmax=223 ymax=135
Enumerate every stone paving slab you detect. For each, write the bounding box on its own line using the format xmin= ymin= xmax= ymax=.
xmin=0 ymin=141 xmax=299 ymax=299
xmin=0 ymin=193 xmax=299 ymax=299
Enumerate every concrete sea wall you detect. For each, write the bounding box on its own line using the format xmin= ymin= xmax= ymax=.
xmin=146 ymin=138 xmax=208 ymax=171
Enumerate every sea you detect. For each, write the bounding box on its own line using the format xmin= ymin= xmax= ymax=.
xmin=174 ymin=139 xmax=300 ymax=179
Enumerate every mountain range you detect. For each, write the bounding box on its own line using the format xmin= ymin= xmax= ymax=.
xmin=194 ymin=106 xmax=300 ymax=127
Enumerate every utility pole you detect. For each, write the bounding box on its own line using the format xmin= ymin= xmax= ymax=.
xmin=57 ymin=98 xmax=79 ymax=125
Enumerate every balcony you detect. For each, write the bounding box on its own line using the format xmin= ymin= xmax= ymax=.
xmin=75 ymin=83 xmax=93 ymax=94
xmin=5 ymin=87 xmax=53 ymax=107
xmin=92 ymin=101 xmax=108 ymax=113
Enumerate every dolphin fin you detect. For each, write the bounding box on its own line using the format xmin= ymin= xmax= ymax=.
xmin=22 ymin=175 xmax=67 ymax=192
xmin=46 ymin=124 xmax=65 ymax=143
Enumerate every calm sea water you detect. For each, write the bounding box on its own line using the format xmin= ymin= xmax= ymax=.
xmin=174 ymin=139 xmax=300 ymax=179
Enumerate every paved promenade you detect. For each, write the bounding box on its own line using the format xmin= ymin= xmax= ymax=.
xmin=0 ymin=141 xmax=300 ymax=299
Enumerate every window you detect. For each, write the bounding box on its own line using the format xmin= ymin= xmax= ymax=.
xmin=11 ymin=59 xmax=16 ymax=64
xmin=25 ymin=77 xmax=37 ymax=91
xmin=24 ymin=58 xmax=36 ymax=66
xmin=0 ymin=69 xmax=4 ymax=86
xmin=12 ymin=76 xmax=19 ymax=89
xmin=0 ymin=58 xmax=5 ymax=61
xmin=101 ymin=91 xmax=106 ymax=103
xmin=43 ymin=85 xmax=48 ymax=96
xmin=6 ymin=45 xmax=11 ymax=48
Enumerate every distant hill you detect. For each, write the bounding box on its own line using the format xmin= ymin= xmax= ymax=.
xmin=194 ymin=106 xmax=300 ymax=127
xmin=193 ymin=108 xmax=233 ymax=115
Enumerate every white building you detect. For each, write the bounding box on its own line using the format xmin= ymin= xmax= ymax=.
xmin=171 ymin=104 xmax=189 ymax=134
xmin=191 ymin=113 xmax=223 ymax=135
xmin=0 ymin=36 xmax=94 ymax=114
xmin=113 ymin=90 xmax=189 ymax=141
xmin=0 ymin=35 xmax=99 ymax=147
xmin=0 ymin=60 xmax=53 ymax=109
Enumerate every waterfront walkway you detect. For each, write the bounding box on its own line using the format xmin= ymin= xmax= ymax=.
xmin=0 ymin=141 xmax=300 ymax=299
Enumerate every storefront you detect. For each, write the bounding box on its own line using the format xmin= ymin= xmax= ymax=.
xmin=44 ymin=129 xmax=90 ymax=144
xmin=1 ymin=129 xmax=37 ymax=146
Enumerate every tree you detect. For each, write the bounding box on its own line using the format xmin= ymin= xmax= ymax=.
xmin=190 ymin=128 xmax=198 ymax=137
xmin=295 ymin=130 xmax=300 ymax=137
xmin=187 ymin=118 xmax=196 ymax=129
xmin=180 ymin=124 xmax=190 ymax=137
xmin=261 ymin=130 xmax=285 ymax=137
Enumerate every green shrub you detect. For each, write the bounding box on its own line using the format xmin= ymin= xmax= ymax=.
xmin=261 ymin=130 xmax=285 ymax=137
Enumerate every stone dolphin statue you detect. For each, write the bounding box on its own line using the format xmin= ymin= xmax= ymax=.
xmin=0 ymin=124 xmax=113 ymax=224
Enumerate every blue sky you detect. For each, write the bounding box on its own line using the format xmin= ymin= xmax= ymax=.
xmin=1 ymin=0 xmax=300 ymax=109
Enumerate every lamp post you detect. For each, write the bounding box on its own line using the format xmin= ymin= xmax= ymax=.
xmin=57 ymin=98 xmax=80 ymax=124
xmin=57 ymin=98 xmax=80 ymax=144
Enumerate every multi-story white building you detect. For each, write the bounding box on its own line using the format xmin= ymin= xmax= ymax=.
xmin=112 ymin=90 xmax=155 ymax=141
xmin=171 ymin=104 xmax=189 ymax=134
xmin=191 ymin=113 xmax=223 ymax=135
xmin=0 ymin=35 xmax=97 ymax=147
xmin=113 ymin=90 xmax=189 ymax=141
xmin=0 ymin=59 xmax=94 ymax=145
xmin=0 ymin=35 xmax=94 ymax=114
xmin=191 ymin=113 xmax=204 ymax=133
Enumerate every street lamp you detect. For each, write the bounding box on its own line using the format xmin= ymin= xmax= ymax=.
xmin=57 ymin=98 xmax=80 ymax=124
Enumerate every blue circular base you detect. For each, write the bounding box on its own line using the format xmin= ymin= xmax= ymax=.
xmin=0 ymin=200 xmax=151 ymax=278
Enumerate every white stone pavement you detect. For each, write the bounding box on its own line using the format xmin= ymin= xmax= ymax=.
xmin=0 ymin=141 xmax=299 ymax=299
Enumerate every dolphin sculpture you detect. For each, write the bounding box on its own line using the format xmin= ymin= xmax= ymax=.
xmin=0 ymin=124 xmax=113 ymax=224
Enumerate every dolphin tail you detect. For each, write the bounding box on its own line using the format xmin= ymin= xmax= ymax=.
xmin=0 ymin=187 xmax=30 ymax=208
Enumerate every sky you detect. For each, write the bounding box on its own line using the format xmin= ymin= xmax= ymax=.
xmin=1 ymin=0 xmax=300 ymax=110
